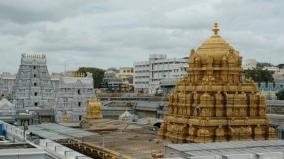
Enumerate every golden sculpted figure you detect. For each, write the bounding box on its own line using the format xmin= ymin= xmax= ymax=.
xmin=159 ymin=23 xmax=277 ymax=143
xmin=85 ymin=98 xmax=103 ymax=120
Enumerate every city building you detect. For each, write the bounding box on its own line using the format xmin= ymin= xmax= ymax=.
xmin=273 ymin=68 xmax=284 ymax=82
xmin=159 ymin=23 xmax=277 ymax=143
xmin=243 ymin=58 xmax=257 ymax=70
xmin=117 ymin=67 xmax=133 ymax=83
xmin=12 ymin=53 xmax=55 ymax=123
xmin=263 ymin=66 xmax=280 ymax=74
xmin=102 ymin=68 xmax=132 ymax=92
xmin=134 ymin=54 xmax=188 ymax=95
xmin=0 ymin=72 xmax=16 ymax=97
xmin=54 ymin=72 xmax=95 ymax=123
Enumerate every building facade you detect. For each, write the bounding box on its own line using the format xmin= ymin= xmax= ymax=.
xmin=0 ymin=72 xmax=16 ymax=97
xmin=12 ymin=53 xmax=55 ymax=109
xmin=102 ymin=68 xmax=133 ymax=92
xmin=118 ymin=67 xmax=133 ymax=82
xmin=54 ymin=72 xmax=95 ymax=123
xmin=134 ymin=54 xmax=188 ymax=94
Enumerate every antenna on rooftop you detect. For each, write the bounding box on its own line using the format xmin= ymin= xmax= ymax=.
xmin=64 ymin=62 xmax=67 ymax=74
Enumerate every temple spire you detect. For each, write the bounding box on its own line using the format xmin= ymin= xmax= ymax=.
xmin=212 ymin=22 xmax=220 ymax=35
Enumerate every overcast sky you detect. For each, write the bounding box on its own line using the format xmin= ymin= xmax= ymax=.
xmin=0 ymin=0 xmax=283 ymax=73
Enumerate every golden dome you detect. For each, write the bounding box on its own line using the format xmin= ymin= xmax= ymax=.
xmin=190 ymin=23 xmax=240 ymax=66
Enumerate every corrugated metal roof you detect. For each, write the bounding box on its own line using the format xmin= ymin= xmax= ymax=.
xmin=167 ymin=140 xmax=284 ymax=158
xmin=28 ymin=123 xmax=97 ymax=140
xmin=135 ymin=101 xmax=160 ymax=111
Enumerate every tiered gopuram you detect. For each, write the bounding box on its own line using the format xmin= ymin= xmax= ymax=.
xmin=159 ymin=23 xmax=277 ymax=143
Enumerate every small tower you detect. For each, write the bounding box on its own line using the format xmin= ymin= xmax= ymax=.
xmin=85 ymin=98 xmax=103 ymax=120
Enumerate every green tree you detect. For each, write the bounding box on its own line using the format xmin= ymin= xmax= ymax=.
xmin=256 ymin=62 xmax=273 ymax=69
xmin=276 ymin=89 xmax=284 ymax=100
xmin=244 ymin=68 xmax=274 ymax=83
xmin=77 ymin=67 xmax=105 ymax=88
xmin=277 ymin=64 xmax=284 ymax=69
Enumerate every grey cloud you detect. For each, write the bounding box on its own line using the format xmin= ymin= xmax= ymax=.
xmin=0 ymin=0 xmax=86 ymax=24
xmin=0 ymin=0 xmax=283 ymax=73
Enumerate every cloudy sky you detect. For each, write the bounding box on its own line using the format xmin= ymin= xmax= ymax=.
xmin=0 ymin=0 xmax=283 ymax=73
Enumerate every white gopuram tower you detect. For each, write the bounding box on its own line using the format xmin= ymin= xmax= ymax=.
xmin=13 ymin=53 xmax=55 ymax=110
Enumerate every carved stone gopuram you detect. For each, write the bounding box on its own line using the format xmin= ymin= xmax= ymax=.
xmin=159 ymin=23 xmax=277 ymax=143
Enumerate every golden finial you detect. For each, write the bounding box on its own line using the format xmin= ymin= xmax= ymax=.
xmin=212 ymin=22 xmax=220 ymax=35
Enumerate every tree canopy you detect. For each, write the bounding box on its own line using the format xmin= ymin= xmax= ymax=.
xmin=256 ymin=62 xmax=274 ymax=69
xmin=278 ymin=64 xmax=284 ymax=69
xmin=276 ymin=89 xmax=284 ymax=100
xmin=244 ymin=68 xmax=274 ymax=83
xmin=77 ymin=67 xmax=105 ymax=88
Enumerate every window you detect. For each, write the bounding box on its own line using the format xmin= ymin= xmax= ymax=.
xmin=34 ymin=74 xmax=37 ymax=78
xmin=34 ymin=92 xmax=38 ymax=96
xmin=34 ymin=83 xmax=37 ymax=86
xmin=78 ymin=102 xmax=81 ymax=107
xmin=34 ymin=102 xmax=38 ymax=106
xmin=79 ymin=115 xmax=82 ymax=120
xmin=78 ymin=89 xmax=81 ymax=95
xmin=33 ymin=66 xmax=36 ymax=69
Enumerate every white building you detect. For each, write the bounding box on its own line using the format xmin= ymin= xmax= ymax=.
xmin=134 ymin=54 xmax=188 ymax=94
xmin=0 ymin=72 xmax=16 ymax=97
xmin=54 ymin=72 xmax=95 ymax=123
xmin=273 ymin=68 xmax=284 ymax=82
xmin=263 ymin=66 xmax=280 ymax=73
xmin=243 ymin=58 xmax=257 ymax=70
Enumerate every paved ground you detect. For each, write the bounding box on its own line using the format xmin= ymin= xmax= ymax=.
xmin=79 ymin=120 xmax=168 ymax=159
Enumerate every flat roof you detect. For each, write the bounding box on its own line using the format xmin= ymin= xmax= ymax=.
xmin=0 ymin=148 xmax=45 ymax=156
xmin=28 ymin=123 xmax=98 ymax=140
xmin=166 ymin=140 xmax=284 ymax=158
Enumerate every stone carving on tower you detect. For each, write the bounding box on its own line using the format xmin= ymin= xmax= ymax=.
xmin=13 ymin=53 xmax=55 ymax=110
xmin=159 ymin=23 xmax=277 ymax=143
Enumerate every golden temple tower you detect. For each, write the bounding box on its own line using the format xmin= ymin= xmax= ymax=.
xmin=85 ymin=98 xmax=103 ymax=120
xmin=159 ymin=23 xmax=277 ymax=143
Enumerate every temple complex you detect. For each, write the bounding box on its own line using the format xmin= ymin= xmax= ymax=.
xmin=159 ymin=23 xmax=277 ymax=143
xmin=54 ymin=72 xmax=95 ymax=123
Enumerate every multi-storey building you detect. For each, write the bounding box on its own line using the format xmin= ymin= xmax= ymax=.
xmin=133 ymin=60 xmax=150 ymax=93
xmin=102 ymin=68 xmax=133 ymax=92
xmin=134 ymin=54 xmax=188 ymax=94
xmin=0 ymin=72 xmax=16 ymax=97
xmin=54 ymin=72 xmax=95 ymax=123
xmin=117 ymin=67 xmax=133 ymax=82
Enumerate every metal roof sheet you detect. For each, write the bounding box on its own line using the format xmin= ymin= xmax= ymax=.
xmin=28 ymin=123 xmax=97 ymax=140
xmin=168 ymin=140 xmax=284 ymax=158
